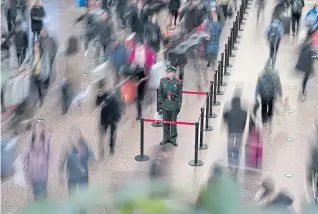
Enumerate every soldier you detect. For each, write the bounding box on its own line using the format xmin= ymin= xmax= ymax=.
xmin=157 ymin=64 xmax=183 ymax=146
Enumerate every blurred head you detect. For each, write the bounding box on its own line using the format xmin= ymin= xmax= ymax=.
xmin=134 ymin=36 xmax=143 ymax=48
xmin=32 ymin=121 xmax=45 ymax=142
xmin=101 ymin=11 xmax=108 ymax=21
xmin=35 ymin=0 xmax=42 ymax=7
xmin=14 ymin=21 xmax=22 ymax=32
xmin=40 ymin=28 xmax=48 ymax=37
xmin=167 ymin=71 xmax=175 ymax=79
xmin=151 ymin=14 xmax=157 ymax=24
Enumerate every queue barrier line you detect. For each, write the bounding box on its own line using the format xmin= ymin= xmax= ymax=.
xmin=182 ymin=91 xmax=206 ymax=95
xmin=144 ymin=118 xmax=195 ymax=126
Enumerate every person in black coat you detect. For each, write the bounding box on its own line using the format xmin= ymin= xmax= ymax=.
xmin=290 ymin=0 xmax=305 ymax=36
xmin=11 ymin=20 xmax=28 ymax=65
xmin=96 ymin=84 xmax=122 ymax=157
xmin=168 ymin=0 xmax=180 ymax=28
xmin=30 ymin=0 xmax=46 ymax=38
xmin=116 ymin=0 xmax=128 ymax=28
xmin=6 ymin=0 xmax=18 ymax=32
xmin=144 ymin=14 xmax=161 ymax=53
xmin=126 ymin=0 xmax=147 ymax=39
xmin=295 ymin=35 xmax=314 ymax=101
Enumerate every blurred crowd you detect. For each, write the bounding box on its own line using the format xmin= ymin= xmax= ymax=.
xmin=1 ymin=0 xmax=318 ymax=212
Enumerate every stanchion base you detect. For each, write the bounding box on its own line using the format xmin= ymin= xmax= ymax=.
xmin=189 ymin=160 xmax=204 ymax=166
xmin=233 ymin=47 xmax=238 ymax=50
xmin=135 ymin=155 xmax=150 ymax=162
xmin=208 ymin=113 xmax=217 ymax=118
xmin=235 ymin=41 xmax=240 ymax=44
xmin=217 ymin=91 xmax=224 ymax=95
xmin=151 ymin=122 xmax=163 ymax=127
xmin=199 ymin=144 xmax=209 ymax=150
xmin=239 ymin=29 xmax=244 ymax=31
xmin=237 ymin=35 xmax=241 ymax=39
xmin=247 ymin=6 xmax=251 ymax=9
xmin=204 ymin=126 xmax=213 ymax=131
xmin=221 ymin=82 xmax=227 ymax=86
xmin=227 ymin=64 xmax=233 ymax=68
xmin=213 ymin=101 xmax=221 ymax=106
xmin=230 ymin=54 xmax=236 ymax=57
xmin=224 ymin=72 xmax=231 ymax=76
xmin=241 ymin=22 xmax=246 ymax=25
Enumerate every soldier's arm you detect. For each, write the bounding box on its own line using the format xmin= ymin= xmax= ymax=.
xmin=157 ymin=79 xmax=164 ymax=111
xmin=177 ymin=79 xmax=183 ymax=110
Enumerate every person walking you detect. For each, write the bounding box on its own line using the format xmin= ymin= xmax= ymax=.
xmin=11 ymin=20 xmax=28 ymax=65
xmin=265 ymin=19 xmax=284 ymax=66
xmin=116 ymin=0 xmax=128 ymax=28
xmin=39 ymin=27 xmax=58 ymax=89
xmin=157 ymin=65 xmax=183 ymax=146
xmin=23 ymin=121 xmax=58 ymax=200
xmin=223 ymin=91 xmax=247 ymax=178
xmin=96 ymin=86 xmax=122 ymax=157
xmin=255 ymin=62 xmax=282 ymax=127
xmin=5 ymin=0 xmax=18 ymax=32
xmin=290 ymin=0 xmax=304 ymax=37
xmin=295 ymin=35 xmax=314 ymax=102
xmin=205 ymin=9 xmax=222 ymax=68
xmin=59 ymin=128 xmax=95 ymax=195
xmin=168 ymin=0 xmax=180 ymax=29
xmin=144 ymin=14 xmax=161 ymax=54
xmin=30 ymin=0 xmax=46 ymax=39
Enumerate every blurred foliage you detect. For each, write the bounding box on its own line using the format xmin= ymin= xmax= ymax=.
xmin=18 ymin=175 xmax=317 ymax=214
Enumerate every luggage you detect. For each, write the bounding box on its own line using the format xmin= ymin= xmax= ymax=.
xmin=121 ymin=79 xmax=137 ymax=104
xmin=245 ymin=128 xmax=263 ymax=168
xmin=77 ymin=0 xmax=87 ymax=7
xmin=1 ymin=136 xmax=18 ymax=177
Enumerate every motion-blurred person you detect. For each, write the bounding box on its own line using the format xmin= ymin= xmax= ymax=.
xmin=126 ymin=0 xmax=147 ymax=40
xmin=96 ymin=10 xmax=115 ymax=61
xmin=144 ymin=14 xmax=161 ymax=54
xmin=30 ymin=0 xmax=46 ymax=38
xmin=1 ymin=32 xmax=11 ymax=60
xmin=5 ymin=0 xmax=17 ymax=32
xmin=83 ymin=13 xmax=98 ymax=57
xmin=60 ymin=128 xmax=95 ymax=195
xmin=255 ymin=62 xmax=282 ymax=127
xmin=157 ymin=65 xmax=183 ymax=146
xmin=168 ymin=0 xmax=180 ymax=28
xmin=254 ymin=178 xmax=275 ymax=202
xmin=256 ymin=0 xmax=265 ymax=23
xmin=265 ymin=19 xmax=284 ymax=66
xmin=295 ymin=35 xmax=314 ymax=102
xmin=304 ymin=5 xmax=318 ymax=34
xmin=128 ymin=36 xmax=156 ymax=120
xmin=116 ymin=0 xmax=128 ymax=28
xmin=149 ymin=145 xmax=171 ymax=180
xmin=217 ymin=0 xmax=231 ymax=18
xmin=306 ymin=121 xmax=318 ymax=204
xmin=23 ymin=41 xmax=50 ymax=108
xmin=11 ymin=20 xmax=28 ymax=65
xmin=223 ymin=91 xmax=247 ymax=177
xmin=180 ymin=0 xmax=201 ymax=33
xmin=24 ymin=121 xmax=58 ymax=200
xmin=264 ymin=189 xmax=294 ymax=213
xmin=39 ymin=28 xmax=58 ymax=88
xmin=111 ymin=41 xmax=129 ymax=84
xmin=290 ymin=0 xmax=304 ymax=37
xmin=96 ymin=86 xmax=122 ymax=157
xmin=205 ymin=8 xmax=222 ymax=68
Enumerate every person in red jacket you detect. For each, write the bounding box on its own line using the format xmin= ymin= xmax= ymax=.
xmin=128 ymin=37 xmax=156 ymax=120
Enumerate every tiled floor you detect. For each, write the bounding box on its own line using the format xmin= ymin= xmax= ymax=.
xmin=1 ymin=0 xmax=318 ymax=213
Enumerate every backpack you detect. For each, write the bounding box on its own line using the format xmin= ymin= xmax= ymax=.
xmin=259 ymin=72 xmax=276 ymax=99
xmin=268 ymin=24 xmax=280 ymax=46
xmin=305 ymin=13 xmax=317 ymax=29
xmin=292 ymin=0 xmax=303 ymax=14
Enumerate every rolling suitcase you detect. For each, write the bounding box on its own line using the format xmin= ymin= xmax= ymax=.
xmin=246 ymin=128 xmax=263 ymax=169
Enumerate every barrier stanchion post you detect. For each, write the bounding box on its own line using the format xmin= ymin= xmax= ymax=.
xmin=189 ymin=122 xmax=203 ymax=166
xmin=232 ymin=27 xmax=238 ymax=50
xmin=225 ymin=44 xmax=233 ymax=68
xmin=213 ymin=71 xmax=220 ymax=106
xmin=135 ymin=118 xmax=150 ymax=161
xmin=220 ymin=53 xmax=227 ymax=85
xmin=208 ymin=81 xmax=217 ymax=118
xmin=151 ymin=89 xmax=163 ymax=128
xmin=199 ymin=108 xmax=208 ymax=150
xmin=229 ymin=35 xmax=236 ymax=57
xmin=217 ymin=61 xmax=224 ymax=95
xmin=204 ymin=92 xmax=213 ymax=131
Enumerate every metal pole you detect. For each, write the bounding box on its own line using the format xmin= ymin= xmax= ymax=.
xmin=220 ymin=53 xmax=228 ymax=83
xmin=204 ymin=92 xmax=213 ymax=131
xmin=209 ymin=81 xmax=217 ymax=118
xmin=213 ymin=70 xmax=220 ymax=106
xmin=199 ymin=108 xmax=208 ymax=150
xmin=135 ymin=119 xmax=150 ymax=161
xmin=217 ymin=61 xmax=224 ymax=95
xmin=189 ymin=122 xmax=204 ymax=166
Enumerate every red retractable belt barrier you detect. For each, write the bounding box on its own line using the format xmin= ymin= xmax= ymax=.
xmin=182 ymin=91 xmax=206 ymax=95
xmin=143 ymin=119 xmax=195 ymax=126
